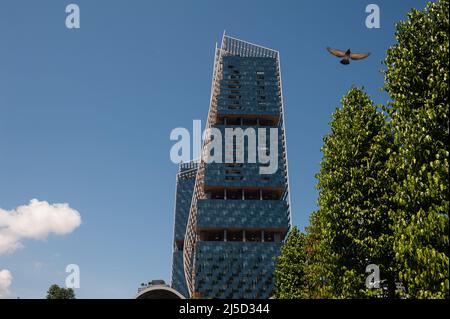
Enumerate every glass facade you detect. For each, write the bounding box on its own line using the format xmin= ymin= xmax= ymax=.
xmin=197 ymin=199 xmax=289 ymax=229
xmin=175 ymin=34 xmax=292 ymax=299
xmin=170 ymin=161 xmax=198 ymax=298
xmin=194 ymin=242 xmax=282 ymax=299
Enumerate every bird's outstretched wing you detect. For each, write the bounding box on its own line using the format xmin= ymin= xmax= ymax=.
xmin=326 ymin=47 xmax=347 ymax=58
xmin=350 ymin=52 xmax=371 ymax=60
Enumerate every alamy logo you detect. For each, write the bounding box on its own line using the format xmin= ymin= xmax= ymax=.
xmin=170 ymin=120 xmax=279 ymax=175
xmin=365 ymin=264 xmax=381 ymax=289
xmin=365 ymin=4 xmax=380 ymax=29
xmin=65 ymin=264 xmax=80 ymax=289
xmin=65 ymin=4 xmax=80 ymax=29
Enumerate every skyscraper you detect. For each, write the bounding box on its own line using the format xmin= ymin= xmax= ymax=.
xmin=172 ymin=33 xmax=292 ymax=299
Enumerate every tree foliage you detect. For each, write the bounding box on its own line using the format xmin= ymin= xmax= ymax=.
xmin=46 ymin=284 xmax=76 ymax=299
xmin=310 ymin=87 xmax=396 ymax=298
xmin=274 ymin=227 xmax=308 ymax=299
xmin=384 ymin=0 xmax=449 ymax=298
xmin=275 ymin=1 xmax=449 ymax=299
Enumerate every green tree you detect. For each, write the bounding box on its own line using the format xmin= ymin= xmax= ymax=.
xmin=311 ymin=87 xmax=397 ymax=298
xmin=274 ymin=227 xmax=308 ymax=298
xmin=384 ymin=0 xmax=449 ymax=298
xmin=46 ymin=284 xmax=76 ymax=299
xmin=302 ymin=212 xmax=334 ymax=298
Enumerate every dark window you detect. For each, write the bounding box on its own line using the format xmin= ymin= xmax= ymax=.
xmin=201 ymin=231 xmax=224 ymax=241
xmin=264 ymin=231 xmax=275 ymax=242
xmin=242 ymin=118 xmax=257 ymax=126
xmin=259 ymin=119 xmax=273 ymax=126
xmin=262 ymin=190 xmax=280 ymax=200
xmin=226 ymin=117 xmax=241 ymax=125
xmin=244 ymin=189 xmax=259 ymax=200
xmin=175 ymin=241 xmax=184 ymax=250
xmin=225 ymin=176 xmax=243 ymax=181
xmin=245 ymin=230 xmax=261 ymax=242
xmin=210 ymin=190 xmax=224 ymax=199
xmin=228 ymin=230 xmax=243 ymax=242
xmin=227 ymin=189 xmax=242 ymax=200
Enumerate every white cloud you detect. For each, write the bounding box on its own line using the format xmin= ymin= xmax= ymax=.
xmin=0 ymin=199 xmax=82 ymax=255
xmin=0 ymin=269 xmax=12 ymax=298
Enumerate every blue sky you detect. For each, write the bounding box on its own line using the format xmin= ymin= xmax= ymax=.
xmin=0 ymin=0 xmax=431 ymax=298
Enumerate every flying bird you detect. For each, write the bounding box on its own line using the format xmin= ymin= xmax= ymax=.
xmin=326 ymin=47 xmax=371 ymax=65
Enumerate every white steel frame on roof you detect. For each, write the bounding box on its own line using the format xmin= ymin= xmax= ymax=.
xmin=182 ymin=32 xmax=293 ymax=297
xmin=221 ymin=34 xmax=279 ymax=59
